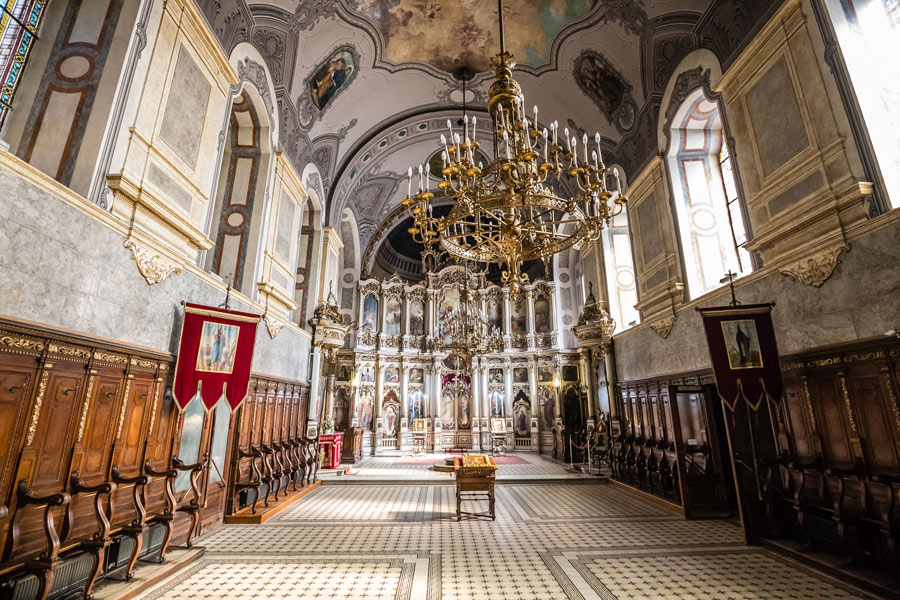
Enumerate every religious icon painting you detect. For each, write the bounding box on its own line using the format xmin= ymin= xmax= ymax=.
xmin=721 ymin=319 xmax=763 ymax=369
xmin=310 ymin=48 xmax=356 ymax=111
xmin=511 ymin=301 xmax=527 ymax=334
xmin=538 ymin=365 xmax=554 ymax=382
xmin=362 ymin=294 xmax=378 ymax=331
xmin=489 ymin=390 xmax=505 ymax=417
xmin=562 ymin=365 xmax=578 ymax=382
xmin=491 ymin=417 xmax=506 ymax=433
xmin=385 ymin=296 xmax=401 ymax=334
xmin=513 ymin=367 xmax=528 ymax=383
xmin=195 ymin=321 xmax=240 ymax=374
xmin=534 ymin=297 xmax=551 ymax=333
xmin=487 ymin=298 xmax=502 ymax=332
xmin=410 ymin=299 xmax=425 ymax=335
xmin=489 ymin=368 xmax=504 ymax=384
xmin=358 ymin=392 xmax=375 ymax=431
xmin=360 ymin=365 xmax=374 ymax=383
xmin=384 ymin=366 xmax=399 ymax=383
xmin=410 ymin=367 xmax=424 ymax=384
xmin=337 ymin=364 xmax=351 ymax=381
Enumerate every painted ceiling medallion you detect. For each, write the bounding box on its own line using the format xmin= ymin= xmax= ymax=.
xmin=345 ymin=0 xmax=597 ymax=72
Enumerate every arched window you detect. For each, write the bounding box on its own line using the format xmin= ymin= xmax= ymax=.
xmin=667 ymin=89 xmax=751 ymax=299
xmin=601 ymin=196 xmax=639 ymax=330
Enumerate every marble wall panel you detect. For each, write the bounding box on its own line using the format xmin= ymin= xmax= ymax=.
xmin=159 ymin=46 xmax=211 ymax=169
xmin=614 ymin=219 xmax=900 ymax=381
xmin=636 ymin=194 xmax=662 ymax=263
xmin=768 ymin=170 xmax=822 ymax=216
xmin=744 ymin=57 xmax=809 ymax=176
xmin=147 ymin=162 xmax=192 ymax=212
xmin=275 ymin=192 xmax=294 ymax=261
xmin=0 ymin=165 xmax=307 ymax=381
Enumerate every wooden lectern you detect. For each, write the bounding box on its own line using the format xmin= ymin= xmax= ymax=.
xmin=412 ymin=418 xmax=427 ymax=454
xmin=454 ymin=455 xmax=497 ymax=521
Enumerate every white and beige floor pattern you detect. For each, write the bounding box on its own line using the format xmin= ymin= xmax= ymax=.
xmin=136 ymin=478 xmax=879 ymax=599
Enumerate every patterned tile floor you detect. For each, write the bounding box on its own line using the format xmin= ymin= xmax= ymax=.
xmin=135 ymin=458 xmax=881 ymax=600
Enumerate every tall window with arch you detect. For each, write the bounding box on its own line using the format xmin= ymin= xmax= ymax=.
xmin=601 ymin=171 xmax=639 ymax=330
xmin=667 ymin=88 xmax=752 ymax=299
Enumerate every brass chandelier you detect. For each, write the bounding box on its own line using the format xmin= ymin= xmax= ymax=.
xmin=403 ymin=0 xmax=627 ymax=294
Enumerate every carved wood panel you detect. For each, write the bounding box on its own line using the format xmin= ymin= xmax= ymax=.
xmin=31 ymin=368 xmax=83 ymax=489
xmin=847 ymin=372 xmax=900 ymax=474
xmin=117 ymin=377 xmax=154 ymax=473
xmin=782 ymin=377 xmax=816 ymax=462
xmin=79 ymin=376 xmax=121 ymax=480
xmin=0 ymin=362 xmax=34 ymax=502
xmin=810 ymin=374 xmax=855 ymax=468
xmin=146 ymin=387 xmax=176 ymax=469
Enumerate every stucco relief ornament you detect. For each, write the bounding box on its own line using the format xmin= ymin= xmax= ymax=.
xmin=650 ymin=315 xmax=676 ymax=339
xmin=123 ymin=238 xmax=181 ymax=285
xmin=780 ymin=245 xmax=850 ymax=288
xmin=264 ymin=314 xmax=286 ymax=339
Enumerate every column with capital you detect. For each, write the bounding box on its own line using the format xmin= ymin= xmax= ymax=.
xmin=529 ymin=359 xmax=539 ymax=449
xmin=579 ymin=349 xmax=596 ymax=430
xmin=547 ymin=282 xmax=560 ymax=349
xmin=400 ymin=363 xmax=410 ymax=451
xmin=375 ymin=361 xmax=383 ymax=453
xmin=351 ymin=362 xmax=360 ymax=427
xmin=431 ymin=360 xmax=442 ymax=451
xmin=502 ymin=288 xmax=512 ymax=350
xmin=525 ymin=287 xmax=536 ymax=350
xmin=471 ymin=358 xmax=481 ymax=451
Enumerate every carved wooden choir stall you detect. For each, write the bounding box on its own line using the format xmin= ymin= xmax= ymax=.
xmin=613 ymin=337 xmax=900 ymax=570
xmin=0 ymin=320 xmax=316 ymax=599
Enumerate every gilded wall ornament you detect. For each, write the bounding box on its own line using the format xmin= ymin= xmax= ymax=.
xmin=0 ymin=334 xmax=44 ymax=352
xmin=780 ymin=245 xmax=850 ymax=288
xmin=123 ymin=238 xmax=182 ymax=285
xmin=26 ymin=367 xmax=51 ymax=445
xmin=264 ymin=314 xmax=286 ymax=339
xmin=116 ymin=377 xmax=133 ymax=440
xmin=76 ymin=373 xmax=96 ymax=443
xmin=650 ymin=315 xmax=676 ymax=339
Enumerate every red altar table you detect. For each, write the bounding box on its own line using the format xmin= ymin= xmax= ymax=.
xmin=318 ymin=433 xmax=343 ymax=469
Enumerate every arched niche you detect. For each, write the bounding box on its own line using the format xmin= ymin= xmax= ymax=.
xmin=204 ymin=87 xmax=273 ymax=297
xmin=339 ymin=206 xmax=361 ymax=345
xmin=296 ymin=164 xmax=325 ymax=328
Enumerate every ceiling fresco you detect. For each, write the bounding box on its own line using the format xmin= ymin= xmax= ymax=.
xmin=344 ymin=0 xmax=598 ymax=72
xmin=200 ymin=0 xmax=777 ymax=235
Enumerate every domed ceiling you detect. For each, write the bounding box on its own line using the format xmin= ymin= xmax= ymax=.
xmin=202 ymin=0 xmax=777 ymax=275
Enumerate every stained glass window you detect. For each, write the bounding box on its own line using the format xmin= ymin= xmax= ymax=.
xmin=0 ymin=0 xmax=46 ymax=131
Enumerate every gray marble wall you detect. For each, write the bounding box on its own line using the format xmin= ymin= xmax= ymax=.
xmin=0 ymin=165 xmax=310 ymax=381
xmin=614 ymin=219 xmax=900 ymax=382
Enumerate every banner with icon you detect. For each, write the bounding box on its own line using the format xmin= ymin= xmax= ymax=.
xmin=173 ymin=303 xmax=261 ymax=411
xmin=698 ymin=303 xmax=783 ymax=412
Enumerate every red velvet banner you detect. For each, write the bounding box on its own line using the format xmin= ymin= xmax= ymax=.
xmin=698 ymin=303 xmax=783 ymax=412
xmin=173 ymin=303 xmax=261 ymax=412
